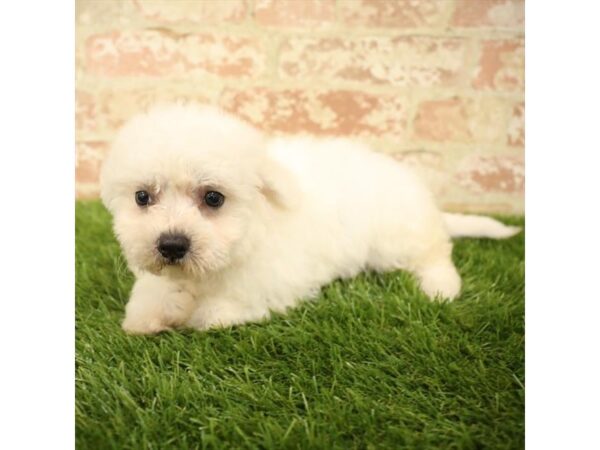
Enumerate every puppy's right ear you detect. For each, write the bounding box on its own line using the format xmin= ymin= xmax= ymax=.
xmin=258 ymin=157 xmax=299 ymax=210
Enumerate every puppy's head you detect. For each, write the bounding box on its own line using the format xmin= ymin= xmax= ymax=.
xmin=100 ymin=104 xmax=292 ymax=278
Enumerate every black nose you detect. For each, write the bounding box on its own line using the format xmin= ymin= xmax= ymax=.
xmin=157 ymin=233 xmax=190 ymax=261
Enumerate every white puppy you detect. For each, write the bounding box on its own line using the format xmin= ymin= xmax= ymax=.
xmin=100 ymin=104 xmax=520 ymax=334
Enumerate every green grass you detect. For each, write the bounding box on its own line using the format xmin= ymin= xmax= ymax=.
xmin=76 ymin=200 xmax=524 ymax=450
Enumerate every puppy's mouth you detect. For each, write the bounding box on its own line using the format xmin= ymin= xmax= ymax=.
xmin=142 ymin=250 xmax=187 ymax=275
xmin=158 ymin=259 xmax=189 ymax=279
xmin=147 ymin=250 xmax=204 ymax=278
xmin=163 ymin=256 xmax=184 ymax=266
xmin=155 ymin=254 xmax=188 ymax=271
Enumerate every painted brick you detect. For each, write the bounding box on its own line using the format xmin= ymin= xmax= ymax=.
xmin=77 ymin=0 xmax=139 ymax=27
xmin=133 ymin=0 xmax=247 ymax=24
xmin=76 ymin=140 xmax=109 ymax=164
xmin=75 ymin=0 xmax=525 ymax=212
xmin=452 ymin=0 xmax=524 ymax=29
xmin=442 ymin=201 xmax=520 ymax=215
xmin=392 ymin=150 xmax=443 ymax=169
xmin=85 ymin=30 xmax=265 ymax=78
xmin=392 ymin=150 xmax=448 ymax=196
xmin=280 ymin=36 xmax=468 ymax=87
xmin=473 ymin=40 xmax=524 ymax=91
xmin=254 ymin=0 xmax=335 ymax=27
xmin=75 ymin=90 xmax=97 ymax=135
xmin=413 ymin=97 xmax=509 ymax=144
xmin=338 ymin=0 xmax=450 ymax=28
xmin=220 ymin=88 xmax=407 ymax=138
xmin=76 ymin=141 xmax=110 ymax=184
xmin=456 ymin=154 xmax=524 ymax=193
xmin=507 ymin=102 xmax=524 ymax=147
xmin=76 ymin=88 xmax=212 ymax=136
xmin=76 ymin=158 xmax=101 ymax=185
xmin=76 ymin=184 xmax=101 ymax=199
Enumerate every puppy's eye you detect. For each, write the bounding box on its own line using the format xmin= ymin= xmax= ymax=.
xmin=135 ymin=190 xmax=151 ymax=206
xmin=204 ymin=191 xmax=225 ymax=208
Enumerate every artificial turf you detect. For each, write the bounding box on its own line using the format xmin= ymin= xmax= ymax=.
xmin=76 ymin=200 xmax=524 ymax=450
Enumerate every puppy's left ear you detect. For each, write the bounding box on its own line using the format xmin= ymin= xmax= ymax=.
xmin=258 ymin=157 xmax=299 ymax=209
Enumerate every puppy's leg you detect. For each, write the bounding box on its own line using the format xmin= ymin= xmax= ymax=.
xmin=367 ymin=219 xmax=461 ymax=300
xmin=186 ymin=299 xmax=270 ymax=330
xmin=122 ymin=274 xmax=196 ymax=335
xmin=413 ymin=243 xmax=461 ymax=301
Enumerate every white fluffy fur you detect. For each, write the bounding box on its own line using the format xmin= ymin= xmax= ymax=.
xmin=100 ymin=104 xmax=520 ymax=334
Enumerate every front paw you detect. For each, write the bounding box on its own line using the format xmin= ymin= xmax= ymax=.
xmin=121 ymin=316 xmax=172 ymax=335
xmin=122 ymin=274 xmax=197 ymax=335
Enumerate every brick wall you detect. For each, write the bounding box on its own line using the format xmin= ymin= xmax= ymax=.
xmin=76 ymin=0 xmax=524 ymax=214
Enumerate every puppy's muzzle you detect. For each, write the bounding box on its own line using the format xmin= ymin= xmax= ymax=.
xmin=157 ymin=233 xmax=190 ymax=262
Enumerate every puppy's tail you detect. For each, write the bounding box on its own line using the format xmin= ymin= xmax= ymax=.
xmin=442 ymin=213 xmax=521 ymax=239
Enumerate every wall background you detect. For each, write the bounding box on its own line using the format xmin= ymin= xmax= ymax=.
xmin=76 ymin=0 xmax=524 ymax=213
